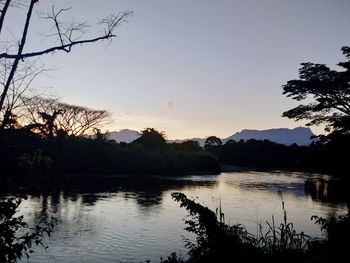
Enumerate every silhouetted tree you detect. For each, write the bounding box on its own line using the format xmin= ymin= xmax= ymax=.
xmin=0 ymin=1 xmax=132 ymax=122
xmin=171 ymin=140 xmax=202 ymax=152
xmin=0 ymin=197 xmax=56 ymax=263
xmin=282 ymin=47 xmax=350 ymax=136
xmin=93 ymin=128 xmax=109 ymax=142
xmin=0 ymin=59 xmax=46 ymax=129
xmin=225 ymin=139 xmax=236 ymax=145
xmin=204 ymin=136 xmax=222 ymax=148
xmin=133 ymin=128 xmax=166 ymax=151
xmin=21 ymin=96 xmax=111 ymax=137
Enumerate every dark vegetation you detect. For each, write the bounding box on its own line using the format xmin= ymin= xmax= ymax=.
xmin=159 ymin=193 xmax=350 ymax=263
xmin=204 ymin=136 xmax=350 ymax=176
xmin=0 ymin=127 xmax=220 ymax=187
xmin=159 ymin=47 xmax=350 ymax=262
xmin=0 ymin=0 xmax=218 ymax=186
xmin=282 ymin=46 xmax=350 ymax=138
xmin=0 ymin=2 xmax=130 ymax=261
xmin=0 ymin=0 xmax=350 ymax=260
xmin=0 ymin=197 xmax=56 ymax=263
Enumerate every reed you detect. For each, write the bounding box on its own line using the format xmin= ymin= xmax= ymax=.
xmin=168 ymin=192 xmax=313 ymax=263
xmin=256 ymin=200 xmax=310 ymax=252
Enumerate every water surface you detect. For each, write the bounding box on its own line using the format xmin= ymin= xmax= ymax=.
xmin=18 ymin=171 xmax=348 ymax=262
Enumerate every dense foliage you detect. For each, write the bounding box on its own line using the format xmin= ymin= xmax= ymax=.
xmin=205 ymin=137 xmax=349 ymax=177
xmin=161 ymin=193 xmax=350 ymax=263
xmin=0 ymin=197 xmax=56 ymax=263
xmin=282 ymin=46 xmax=350 ymax=137
xmin=0 ymin=128 xmax=220 ymax=184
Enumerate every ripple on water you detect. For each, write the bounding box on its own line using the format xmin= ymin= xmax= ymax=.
xmin=18 ymin=171 xmax=348 ymax=263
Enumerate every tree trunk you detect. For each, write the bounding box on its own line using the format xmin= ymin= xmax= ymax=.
xmin=0 ymin=0 xmax=11 ymax=35
xmin=0 ymin=0 xmax=38 ymax=123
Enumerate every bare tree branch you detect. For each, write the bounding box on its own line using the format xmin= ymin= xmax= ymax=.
xmin=0 ymin=10 xmax=133 ymax=59
xmin=0 ymin=3 xmax=132 ymax=120
xmin=0 ymin=0 xmax=12 ymax=35
xmin=21 ymin=96 xmax=112 ymax=137
xmin=0 ymin=0 xmax=38 ymax=119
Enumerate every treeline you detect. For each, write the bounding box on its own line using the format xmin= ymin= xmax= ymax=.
xmin=54 ymin=130 xmax=219 ymax=175
xmin=0 ymin=128 xmax=220 ymax=184
xmin=204 ymin=136 xmax=350 ymax=177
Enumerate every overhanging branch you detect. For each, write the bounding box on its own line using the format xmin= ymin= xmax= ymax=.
xmin=0 ymin=35 xmax=116 ymax=59
xmin=0 ymin=10 xmax=132 ymax=60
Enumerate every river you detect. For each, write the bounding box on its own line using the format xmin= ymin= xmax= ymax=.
xmin=18 ymin=171 xmax=348 ymax=263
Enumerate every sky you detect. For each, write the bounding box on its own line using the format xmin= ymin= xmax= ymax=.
xmin=4 ymin=0 xmax=350 ymax=139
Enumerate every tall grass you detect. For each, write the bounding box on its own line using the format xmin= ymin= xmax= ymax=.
xmin=256 ymin=200 xmax=310 ymax=252
xmin=168 ymin=192 xmax=314 ymax=263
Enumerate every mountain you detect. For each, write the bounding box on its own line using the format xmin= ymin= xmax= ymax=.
xmin=107 ymin=129 xmax=140 ymax=143
xmin=223 ymin=127 xmax=316 ymax=146
xmin=107 ymin=127 xmax=316 ymax=146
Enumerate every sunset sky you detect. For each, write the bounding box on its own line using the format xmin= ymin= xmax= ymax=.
xmin=7 ymin=0 xmax=350 ymax=139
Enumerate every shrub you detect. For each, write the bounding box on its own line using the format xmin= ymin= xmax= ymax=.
xmin=0 ymin=197 xmax=57 ymax=263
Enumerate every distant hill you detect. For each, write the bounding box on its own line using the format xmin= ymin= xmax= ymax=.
xmin=107 ymin=129 xmax=140 ymax=143
xmin=223 ymin=127 xmax=316 ymax=146
xmin=107 ymin=127 xmax=316 ymax=146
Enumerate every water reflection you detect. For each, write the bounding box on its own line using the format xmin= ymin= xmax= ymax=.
xmin=21 ymin=176 xmax=218 ymax=225
xmin=304 ymin=177 xmax=350 ymax=204
xmin=20 ymin=172 xmax=349 ymax=215
xmin=13 ymin=172 xmax=349 ymax=263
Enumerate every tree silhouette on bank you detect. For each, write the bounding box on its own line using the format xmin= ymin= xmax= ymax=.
xmin=133 ymin=128 xmax=166 ymax=151
xmin=282 ymin=46 xmax=350 ymax=137
xmin=204 ymin=136 xmax=222 ymax=148
xmin=21 ymin=96 xmax=111 ymax=138
xmin=0 ymin=1 xmax=132 ymax=126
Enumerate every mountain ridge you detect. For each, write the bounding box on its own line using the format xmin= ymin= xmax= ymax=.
xmin=107 ymin=127 xmax=316 ymax=146
xmin=108 ymin=129 xmax=140 ymax=143
xmin=223 ymin=126 xmax=316 ymax=146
